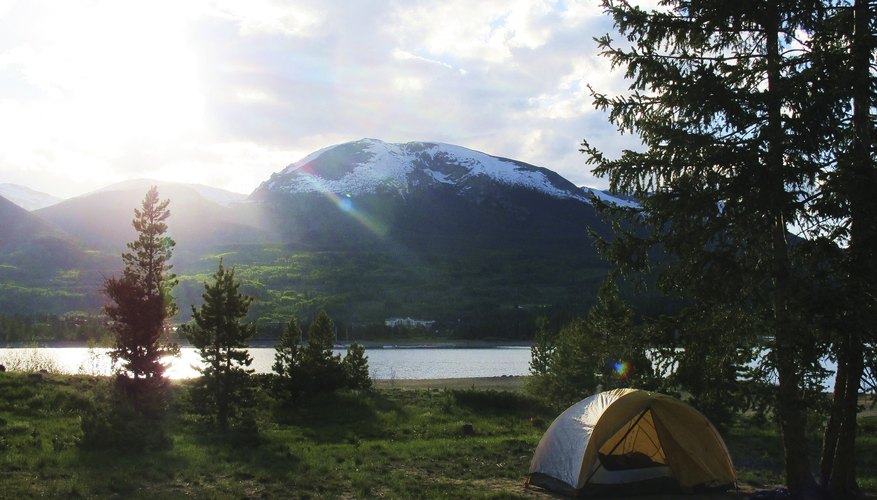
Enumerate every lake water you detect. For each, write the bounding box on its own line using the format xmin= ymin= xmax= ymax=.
xmin=0 ymin=346 xmax=533 ymax=380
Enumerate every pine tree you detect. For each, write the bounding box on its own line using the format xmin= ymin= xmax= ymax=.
xmin=273 ymin=318 xmax=304 ymax=400
xmin=586 ymin=278 xmax=655 ymax=392
xmin=545 ymin=318 xmax=601 ymax=405
xmin=104 ymin=186 xmax=177 ymax=388
xmin=273 ymin=318 xmax=302 ymax=381
xmin=810 ymin=2 xmax=876 ymax=496
xmin=302 ymin=310 xmax=344 ymax=393
xmin=342 ymin=343 xmax=371 ymax=390
xmin=181 ymin=259 xmax=255 ymax=430
xmin=273 ymin=313 xmax=371 ymax=399
xmin=528 ymin=316 xmax=555 ymax=378
xmin=582 ymin=1 xmax=842 ymax=496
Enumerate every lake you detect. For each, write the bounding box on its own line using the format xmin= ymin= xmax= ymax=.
xmin=0 ymin=346 xmax=533 ymax=380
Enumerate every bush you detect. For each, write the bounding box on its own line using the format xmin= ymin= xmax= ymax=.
xmin=80 ymin=391 xmax=172 ymax=452
xmin=451 ymin=389 xmax=548 ymax=415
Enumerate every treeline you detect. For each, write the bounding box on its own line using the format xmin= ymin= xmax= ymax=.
xmin=0 ymin=313 xmax=111 ymax=344
xmin=251 ymin=310 xmax=548 ymax=342
xmin=173 ymin=246 xmax=614 ymax=338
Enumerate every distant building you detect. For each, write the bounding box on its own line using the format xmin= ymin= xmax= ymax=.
xmin=384 ymin=317 xmax=436 ymax=329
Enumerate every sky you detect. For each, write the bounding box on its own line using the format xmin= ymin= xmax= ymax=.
xmin=0 ymin=0 xmax=645 ymax=199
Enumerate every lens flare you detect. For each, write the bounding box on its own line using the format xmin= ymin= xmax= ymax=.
xmin=322 ymin=190 xmax=388 ymax=237
xmin=295 ymin=171 xmax=390 ymax=238
xmin=613 ymin=360 xmax=631 ymax=379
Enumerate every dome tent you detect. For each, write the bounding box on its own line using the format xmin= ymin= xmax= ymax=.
xmin=527 ymin=389 xmax=735 ymax=497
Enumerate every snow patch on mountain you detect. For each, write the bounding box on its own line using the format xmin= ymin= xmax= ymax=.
xmin=580 ymin=187 xmax=641 ymax=209
xmin=266 ymin=139 xmax=588 ymax=201
xmin=0 ymin=183 xmax=62 ymax=211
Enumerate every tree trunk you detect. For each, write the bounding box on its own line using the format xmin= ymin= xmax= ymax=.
xmin=819 ymin=350 xmax=846 ymax=485
xmin=827 ymin=1 xmax=874 ymax=497
xmin=765 ymin=5 xmax=820 ymax=498
xmin=829 ymin=336 xmax=864 ymax=499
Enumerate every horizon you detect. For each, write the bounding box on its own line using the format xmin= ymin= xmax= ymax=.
xmin=1 ymin=138 xmax=616 ymax=202
xmin=0 ymin=1 xmax=652 ymax=200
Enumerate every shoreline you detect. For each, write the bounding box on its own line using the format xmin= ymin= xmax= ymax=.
xmin=1 ymin=339 xmax=534 ymax=349
xmin=373 ymin=375 xmax=528 ymax=391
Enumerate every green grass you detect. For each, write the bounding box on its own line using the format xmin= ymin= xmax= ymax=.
xmin=0 ymin=372 xmax=874 ymax=499
xmin=0 ymin=373 xmax=550 ymax=498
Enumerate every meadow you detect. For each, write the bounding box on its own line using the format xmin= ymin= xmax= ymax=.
xmin=0 ymin=372 xmax=874 ymax=499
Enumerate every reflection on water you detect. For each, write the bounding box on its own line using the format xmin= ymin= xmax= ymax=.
xmin=0 ymin=347 xmax=533 ymax=380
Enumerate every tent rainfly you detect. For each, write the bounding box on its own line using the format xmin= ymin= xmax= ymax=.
xmin=527 ymin=389 xmax=735 ymax=497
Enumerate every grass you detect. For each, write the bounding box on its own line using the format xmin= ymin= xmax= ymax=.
xmin=0 ymin=372 xmax=874 ymax=499
xmin=0 ymin=373 xmax=550 ymax=498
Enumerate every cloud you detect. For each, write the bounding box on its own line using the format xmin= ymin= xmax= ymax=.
xmin=207 ymin=0 xmax=323 ymax=37
xmin=0 ymin=0 xmax=636 ymax=198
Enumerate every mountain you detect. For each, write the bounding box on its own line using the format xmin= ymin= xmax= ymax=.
xmin=261 ymin=139 xmax=591 ymax=201
xmin=3 ymin=140 xmax=646 ymax=335
xmin=581 ymin=187 xmax=641 ymax=209
xmin=0 ymin=183 xmax=62 ymax=211
xmin=36 ymin=179 xmax=276 ymax=256
xmin=92 ymin=178 xmax=248 ymax=207
xmin=0 ymin=194 xmax=66 ymax=252
xmin=252 ymin=139 xmax=617 ymax=250
xmin=0 ymin=194 xmax=108 ymax=313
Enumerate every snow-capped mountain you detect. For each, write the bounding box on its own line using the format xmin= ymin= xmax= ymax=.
xmin=581 ymin=187 xmax=641 ymax=209
xmin=258 ymin=139 xmax=592 ymax=202
xmin=252 ymin=139 xmax=617 ymax=250
xmin=0 ymin=183 xmax=62 ymax=211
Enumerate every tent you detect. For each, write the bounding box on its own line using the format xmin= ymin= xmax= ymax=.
xmin=528 ymin=389 xmax=735 ymax=497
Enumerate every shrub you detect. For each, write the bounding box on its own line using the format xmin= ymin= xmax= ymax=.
xmin=79 ymin=386 xmax=172 ymax=452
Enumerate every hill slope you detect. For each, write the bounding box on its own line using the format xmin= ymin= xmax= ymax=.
xmin=35 ymin=180 xmax=277 ymax=256
xmin=0 ymin=195 xmax=108 ymax=314
xmin=0 ymin=184 xmax=62 ymax=211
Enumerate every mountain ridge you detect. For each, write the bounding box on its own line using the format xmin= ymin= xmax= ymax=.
xmin=255 ymin=138 xmax=624 ymax=205
xmin=0 ymin=183 xmax=62 ymax=211
xmin=1 ymin=139 xmax=634 ymax=331
xmin=35 ymin=180 xmax=275 ymax=255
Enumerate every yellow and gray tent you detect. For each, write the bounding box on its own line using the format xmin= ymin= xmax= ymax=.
xmin=528 ymin=389 xmax=735 ymax=497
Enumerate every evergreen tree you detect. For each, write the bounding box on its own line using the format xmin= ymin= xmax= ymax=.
xmin=809 ymin=2 xmax=876 ymax=496
xmin=528 ymin=316 xmax=555 ymax=378
xmin=104 ymin=186 xmax=177 ymax=388
xmin=581 ymin=2 xmax=850 ymax=496
xmin=273 ymin=311 xmax=370 ymax=399
xmin=181 ymin=260 xmax=255 ymax=430
xmin=545 ymin=318 xmax=601 ymax=405
xmin=273 ymin=318 xmax=304 ymax=400
xmin=529 ymin=278 xmax=656 ymax=406
xmin=586 ymin=278 xmax=655 ymax=392
xmin=302 ymin=310 xmax=345 ymax=393
xmin=273 ymin=318 xmax=302 ymax=381
xmin=341 ymin=343 xmax=372 ymax=390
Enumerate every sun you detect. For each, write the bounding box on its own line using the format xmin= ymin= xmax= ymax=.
xmin=29 ymin=1 xmax=205 ymax=154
